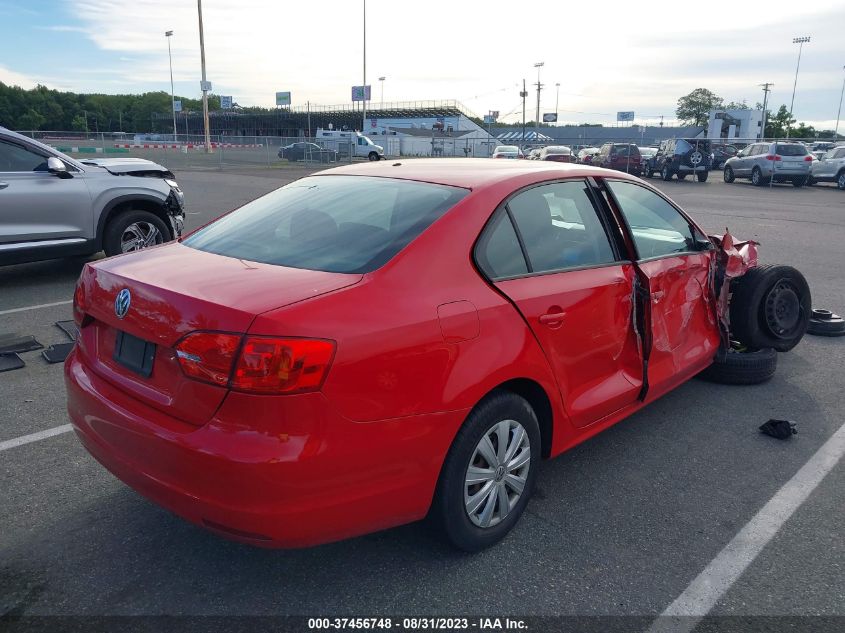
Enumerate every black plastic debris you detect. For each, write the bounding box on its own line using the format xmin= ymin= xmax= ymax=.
xmin=0 ymin=353 xmax=25 ymax=373
xmin=760 ymin=419 xmax=797 ymax=440
xmin=807 ymin=309 xmax=845 ymax=337
xmin=42 ymin=342 xmax=75 ymax=364
xmin=55 ymin=320 xmax=80 ymax=342
xmin=0 ymin=333 xmax=43 ymax=354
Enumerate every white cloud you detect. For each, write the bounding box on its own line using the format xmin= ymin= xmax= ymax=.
xmin=0 ymin=65 xmax=37 ymax=89
xmin=32 ymin=0 xmax=845 ymax=127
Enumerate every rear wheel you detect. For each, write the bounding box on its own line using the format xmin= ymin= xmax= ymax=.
xmin=661 ymin=165 xmax=672 ymax=181
xmin=729 ymin=265 xmax=811 ymax=352
xmin=431 ymin=392 xmax=540 ymax=552
xmin=837 ymin=170 xmax=845 ymax=190
xmin=792 ymin=177 xmax=805 ymax=188
xmin=751 ymin=166 xmax=766 ymax=186
xmin=723 ymin=166 xmax=735 ymax=183
xmin=697 ymin=170 xmax=709 ymax=182
xmin=103 ymin=210 xmax=170 ymax=257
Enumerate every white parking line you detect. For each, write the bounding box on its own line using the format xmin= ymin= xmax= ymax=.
xmin=648 ymin=421 xmax=845 ymax=633
xmin=0 ymin=424 xmax=74 ymax=451
xmin=0 ymin=299 xmax=73 ymax=316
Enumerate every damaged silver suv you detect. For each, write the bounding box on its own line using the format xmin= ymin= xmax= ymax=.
xmin=0 ymin=127 xmax=185 ymax=266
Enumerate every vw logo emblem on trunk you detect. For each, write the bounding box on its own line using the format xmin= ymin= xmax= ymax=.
xmin=115 ymin=289 xmax=131 ymax=319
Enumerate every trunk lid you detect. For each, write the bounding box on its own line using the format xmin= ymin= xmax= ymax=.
xmin=75 ymin=242 xmax=362 ymax=425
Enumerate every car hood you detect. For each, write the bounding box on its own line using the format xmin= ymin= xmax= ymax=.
xmin=79 ymin=157 xmax=173 ymax=176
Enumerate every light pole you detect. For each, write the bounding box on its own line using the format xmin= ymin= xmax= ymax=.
xmin=379 ymin=76 xmax=385 ymax=108
xmin=835 ymin=65 xmax=845 ymax=140
xmin=788 ymin=36 xmax=811 ymax=138
xmin=165 ymin=31 xmax=177 ymax=141
xmin=760 ymin=82 xmax=773 ymax=139
xmin=362 ymin=0 xmax=367 ymax=132
xmin=555 ymin=82 xmax=560 ymax=124
xmin=197 ymin=0 xmax=211 ymax=152
xmin=533 ymin=62 xmax=544 ymax=141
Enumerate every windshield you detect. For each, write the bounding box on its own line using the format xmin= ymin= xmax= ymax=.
xmin=184 ymin=176 xmax=468 ymax=274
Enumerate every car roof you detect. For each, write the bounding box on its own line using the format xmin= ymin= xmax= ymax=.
xmin=314 ymin=158 xmax=640 ymax=189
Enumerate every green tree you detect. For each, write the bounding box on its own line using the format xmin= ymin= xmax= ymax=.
xmin=17 ymin=108 xmax=46 ymax=130
xmin=676 ymin=88 xmax=723 ymax=126
xmin=723 ymin=101 xmax=749 ymax=110
xmin=70 ymin=114 xmax=87 ymax=131
xmin=765 ymin=105 xmax=795 ymax=138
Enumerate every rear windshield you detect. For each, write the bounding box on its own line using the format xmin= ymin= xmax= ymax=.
xmin=496 ymin=146 xmax=518 ymax=152
xmin=184 ymin=175 xmax=468 ymax=273
xmin=775 ymin=144 xmax=808 ymax=156
xmin=545 ymin=146 xmax=571 ymax=154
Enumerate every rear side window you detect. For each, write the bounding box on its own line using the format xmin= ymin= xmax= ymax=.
xmin=606 ymin=180 xmax=696 ymax=259
xmin=505 ymin=181 xmax=617 ymax=273
xmin=184 ymin=175 xmax=467 ymax=273
xmin=775 ymin=144 xmax=808 ymax=156
xmin=475 ymin=210 xmax=528 ymax=279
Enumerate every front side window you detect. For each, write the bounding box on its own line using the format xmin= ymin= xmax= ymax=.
xmin=184 ymin=176 xmax=467 ymax=273
xmin=606 ymin=180 xmax=696 ymax=259
xmin=506 ymin=181 xmax=617 ymax=274
xmin=0 ymin=140 xmax=48 ymax=172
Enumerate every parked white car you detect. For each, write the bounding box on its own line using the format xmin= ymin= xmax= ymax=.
xmin=810 ymin=146 xmax=845 ymax=190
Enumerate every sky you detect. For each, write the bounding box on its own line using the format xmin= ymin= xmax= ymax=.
xmin=1 ymin=0 xmax=844 ymax=128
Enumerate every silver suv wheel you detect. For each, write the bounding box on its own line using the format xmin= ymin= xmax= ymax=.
xmin=120 ymin=221 xmax=163 ymax=252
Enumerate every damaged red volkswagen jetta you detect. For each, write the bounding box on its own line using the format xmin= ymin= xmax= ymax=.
xmin=66 ymin=159 xmax=810 ymax=551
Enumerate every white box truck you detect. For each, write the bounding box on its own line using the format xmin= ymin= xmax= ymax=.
xmin=316 ymin=129 xmax=384 ymax=161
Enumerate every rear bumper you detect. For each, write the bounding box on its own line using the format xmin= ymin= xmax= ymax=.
xmin=676 ymin=165 xmax=710 ymax=172
xmin=65 ymin=347 xmax=468 ymax=547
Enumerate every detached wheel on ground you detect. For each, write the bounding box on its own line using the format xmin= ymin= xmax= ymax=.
xmin=723 ymin=166 xmax=735 ymax=183
xmin=729 ymin=265 xmax=811 ymax=352
xmin=430 ymin=392 xmax=540 ymax=552
xmin=807 ymin=309 xmax=845 ymax=337
xmin=103 ymin=210 xmax=170 ymax=257
xmin=698 ymin=346 xmax=777 ymax=385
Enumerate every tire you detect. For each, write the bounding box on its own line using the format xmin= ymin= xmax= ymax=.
xmin=697 ymin=170 xmax=709 ymax=183
xmin=807 ymin=309 xmax=845 ymax=337
xmin=677 ymin=173 xmax=687 ymax=181
xmin=751 ymin=166 xmax=766 ymax=186
xmin=698 ymin=347 xmax=777 ymax=385
xmin=837 ymin=170 xmax=845 ymax=190
xmin=723 ymin=166 xmax=735 ymax=183
xmin=661 ymin=165 xmax=672 ymax=181
xmin=729 ymin=265 xmax=811 ymax=352
xmin=791 ymin=177 xmax=804 ymax=188
xmin=430 ymin=392 xmax=541 ymax=552
xmin=103 ymin=210 xmax=170 ymax=257
xmin=367 ymin=151 xmax=380 ymax=161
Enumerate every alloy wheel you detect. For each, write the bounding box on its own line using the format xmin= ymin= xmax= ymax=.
xmin=120 ymin=222 xmax=163 ymax=253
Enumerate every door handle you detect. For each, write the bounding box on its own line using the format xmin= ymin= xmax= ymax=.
xmin=0 ymin=182 xmax=8 ymax=190
xmin=539 ymin=311 xmax=566 ymax=325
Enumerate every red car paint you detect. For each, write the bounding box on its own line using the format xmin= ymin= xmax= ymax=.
xmin=66 ymin=159 xmax=743 ymax=547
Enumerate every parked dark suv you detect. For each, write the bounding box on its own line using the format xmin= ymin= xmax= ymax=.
xmin=593 ymin=143 xmax=641 ymax=176
xmin=644 ymin=138 xmax=712 ymax=182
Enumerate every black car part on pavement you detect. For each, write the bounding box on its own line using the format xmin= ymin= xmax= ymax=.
xmin=0 ymin=334 xmax=43 ymax=354
xmin=698 ymin=347 xmax=777 ymax=385
xmin=55 ymin=321 xmax=80 ymax=342
xmin=42 ymin=342 xmax=75 ymax=364
xmin=0 ymin=352 xmax=25 ymax=372
xmin=807 ymin=309 xmax=845 ymax=337
xmin=760 ymin=419 xmax=797 ymax=440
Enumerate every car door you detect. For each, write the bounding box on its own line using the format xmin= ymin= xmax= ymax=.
xmin=0 ymin=136 xmax=93 ymax=246
xmin=733 ymin=145 xmax=755 ymax=176
xmin=476 ymin=180 xmax=643 ymax=428
xmin=604 ymin=179 xmax=719 ymax=398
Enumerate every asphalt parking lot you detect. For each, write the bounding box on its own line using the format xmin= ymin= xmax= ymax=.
xmin=1 ymin=166 xmax=843 ymax=628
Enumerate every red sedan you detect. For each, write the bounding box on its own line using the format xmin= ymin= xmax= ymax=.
xmin=66 ymin=159 xmax=810 ymax=551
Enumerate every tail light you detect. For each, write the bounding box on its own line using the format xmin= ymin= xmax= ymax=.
xmin=765 ymin=154 xmax=782 ymax=161
xmin=72 ymin=283 xmax=85 ymax=327
xmin=232 ymin=337 xmax=335 ymax=394
xmin=175 ymin=332 xmax=241 ymax=386
xmin=804 ymin=155 xmax=813 ymax=162
xmin=175 ymin=332 xmax=335 ymax=394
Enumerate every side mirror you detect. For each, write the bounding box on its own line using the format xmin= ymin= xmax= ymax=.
xmin=47 ymin=157 xmax=71 ymax=178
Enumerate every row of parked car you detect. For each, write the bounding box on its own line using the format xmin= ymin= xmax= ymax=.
xmin=493 ymin=139 xmax=845 ymax=190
